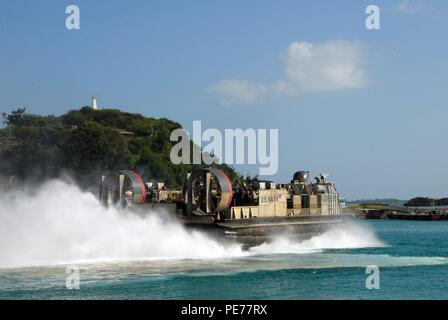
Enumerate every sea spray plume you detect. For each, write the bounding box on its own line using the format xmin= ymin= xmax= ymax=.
xmin=0 ymin=180 xmax=245 ymax=268
xmin=249 ymin=221 xmax=386 ymax=255
xmin=0 ymin=179 xmax=388 ymax=269
xmin=298 ymin=221 xmax=386 ymax=249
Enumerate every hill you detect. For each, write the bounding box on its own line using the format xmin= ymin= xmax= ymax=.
xmin=0 ymin=107 xmax=236 ymax=189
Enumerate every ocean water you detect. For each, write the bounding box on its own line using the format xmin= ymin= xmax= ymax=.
xmin=0 ymin=181 xmax=448 ymax=299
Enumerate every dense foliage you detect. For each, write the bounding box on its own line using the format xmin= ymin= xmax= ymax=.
xmin=404 ymin=197 xmax=448 ymax=207
xmin=346 ymin=198 xmax=406 ymax=207
xmin=0 ymin=107 xmax=236 ymax=189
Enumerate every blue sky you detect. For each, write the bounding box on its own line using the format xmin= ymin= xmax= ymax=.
xmin=1 ymin=0 xmax=447 ymax=199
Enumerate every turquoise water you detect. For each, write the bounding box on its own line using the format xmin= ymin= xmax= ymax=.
xmin=1 ymin=220 xmax=448 ymax=300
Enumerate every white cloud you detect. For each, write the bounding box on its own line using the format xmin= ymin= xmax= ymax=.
xmin=209 ymin=40 xmax=367 ymax=105
xmin=209 ymin=79 xmax=268 ymax=105
xmin=396 ymin=0 xmax=427 ymax=14
xmin=281 ymin=41 xmax=367 ymax=91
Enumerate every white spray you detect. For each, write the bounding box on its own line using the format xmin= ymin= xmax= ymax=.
xmin=0 ymin=180 xmax=245 ymax=268
xmin=250 ymin=221 xmax=385 ymax=255
xmin=0 ymin=180 xmax=384 ymax=269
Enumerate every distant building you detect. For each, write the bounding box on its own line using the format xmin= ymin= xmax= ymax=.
xmin=92 ymin=96 xmax=98 ymax=110
xmin=112 ymin=128 xmax=135 ymax=137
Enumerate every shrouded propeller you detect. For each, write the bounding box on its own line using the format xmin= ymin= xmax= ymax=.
xmin=183 ymin=168 xmax=233 ymax=216
xmin=99 ymin=170 xmax=146 ymax=208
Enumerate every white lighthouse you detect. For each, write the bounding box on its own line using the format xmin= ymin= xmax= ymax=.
xmin=92 ymin=96 xmax=98 ymax=110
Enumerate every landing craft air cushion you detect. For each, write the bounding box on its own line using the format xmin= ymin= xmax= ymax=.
xmin=99 ymin=169 xmax=352 ymax=248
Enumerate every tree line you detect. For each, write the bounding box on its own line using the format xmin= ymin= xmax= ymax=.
xmin=404 ymin=197 xmax=448 ymax=207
